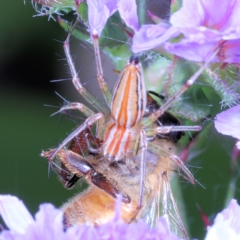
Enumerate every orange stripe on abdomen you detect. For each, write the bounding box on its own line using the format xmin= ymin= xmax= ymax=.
xmin=111 ymin=59 xmax=146 ymax=128
xmin=104 ymin=126 xmax=135 ymax=160
xmin=106 ymin=127 xmax=125 ymax=158
xmin=119 ymin=70 xmax=132 ymax=128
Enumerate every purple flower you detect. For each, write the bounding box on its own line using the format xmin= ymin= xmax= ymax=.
xmin=86 ymin=0 xmax=139 ymax=36
xmin=32 ymin=0 xmax=139 ymax=36
xmin=214 ymin=105 xmax=240 ymax=150
xmin=0 ymin=195 xmax=68 ymax=239
xmin=164 ymin=39 xmax=240 ymax=63
xmin=132 ymin=23 xmax=177 ymax=53
xmin=0 ymin=195 xmax=179 ymax=239
xmin=0 ymin=195 xmax=34 ymax=234
xmin=205 ymin=199 xmax=240 ymax=239
xmin=170 ymin=0 xmax=240 ymax=42
xmin=132 ymin=0 xmax=240 ymax=63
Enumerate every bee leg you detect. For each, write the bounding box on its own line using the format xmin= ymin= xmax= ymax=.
xmin=88 ymin=170 xmax=130 ymax=203
xmin=43 ymin=150 xmax=83 ymax=189
xmin=60 ymin=161 xmax=81 ymax=188
xmin=64 ymin=174 xmax=80 ymax=189
xmin=43 ymin=149 xmax=131 ymax=204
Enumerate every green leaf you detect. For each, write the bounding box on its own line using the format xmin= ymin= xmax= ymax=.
xmin=204 ymin=65 xmax=240 ymax=108
xmin=77 ymin=2 xmax=88 ymax=23
xmin=58 ymin=17 xmax=90 ymax=42
xmin=99 ymin=12 xmax=129 ymax=49
xmin=103 ymin=44 xmax=131 ymax=70
xmin=171 ymin=0 xmax=182 ymax=14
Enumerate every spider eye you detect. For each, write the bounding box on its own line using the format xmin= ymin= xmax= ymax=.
xmin=129 ymin=55 xmax=139 ymax=65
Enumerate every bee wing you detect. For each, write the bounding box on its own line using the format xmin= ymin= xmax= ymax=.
xmin=141 ymin=172 xmax=189 ymax=240
xmin=140 ymin=194 xmax=159 ymax=228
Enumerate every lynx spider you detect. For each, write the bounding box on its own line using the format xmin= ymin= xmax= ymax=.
xmin=41 ymin=16 xmax=218 ymax=238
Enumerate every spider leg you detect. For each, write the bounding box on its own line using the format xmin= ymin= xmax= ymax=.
xmin=41 ymin=112 xmax=104 ymax=161
xmin=54 ymin=102 xmax=104 ymax=153
xmin=144 ymin=48 xmax=219 ymax=125
xmin=56 ymin=102 xmax=95 ymax=118
xmin=148 ymin=141 xmax=196 ymax=185
xmin=155 ymin=125 xmax=202 ymax=134
xmin=128 ymin=129 xmax=147 ymax=223
xmin=170 ymin=154 xmax=196 ymax=184
xmin=57 ymin=102 xmax=106 ymax=147
xmin=138 ymin=130 xmax=147 ymax=208
xmin=63 ymin=19 xmax=110 ymax=114
xmin=92 ymin=30 xmax=112 ymax=106
xmin=144 ymin=125 xmax=201 ymax=140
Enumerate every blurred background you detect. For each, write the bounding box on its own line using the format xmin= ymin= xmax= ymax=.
xmin=0 ymin=1 xmax=239 ymax=239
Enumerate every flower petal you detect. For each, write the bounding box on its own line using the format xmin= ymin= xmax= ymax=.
xmin=168 ymin=0 xmax=240 ymax=62
xmin=0 ymin=231 xmax=18 ymax=240
xmin=171 ymin=0 xmax=240 ymax=39
xmin=0 ymin=194 xmax=182 ymax=239
xmin=86 ymin=0 xmax=139 ymax=36
xmin=27 ymin=204 xmax=65 ymax=239
xmin=217 ymin=199 xmax=240 ymax=234
xmin=133 ymin=0 xmax=240 ymax=63
xmin=164 ymin=41 xmax=218 ymax=62
xmin=236 ymin=141 xmax=240 ymax=150
xmin=86 ymin=0 xmax=117 ymax=35
xmin=0 ymin=195 xmax=34 ymax=234
xmin=132 ymin=24 xmax=178 ymax=53
xmin=205 ymin=199 xmax=240 ymax=239
xmin=217 ymin=39 xmax=240 ymax=63
xmin=214 ymin=105 xmax=240 ymax=140
xmin=117 ymin=0 xmax=139 ymax=32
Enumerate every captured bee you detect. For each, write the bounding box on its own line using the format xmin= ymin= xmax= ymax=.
xmin=43 ymin=90 xmax=191 ymax=232
xmin=41 ymin=17 xmax=205 ymax=240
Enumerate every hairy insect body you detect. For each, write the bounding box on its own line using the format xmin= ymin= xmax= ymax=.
xmin=62 ymin=186 xmax=135 ymax=226
xmin=47 ymin=83 xmax=178 ymax=226
xmin=54 ymin=137 xmax=176 ymax=227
